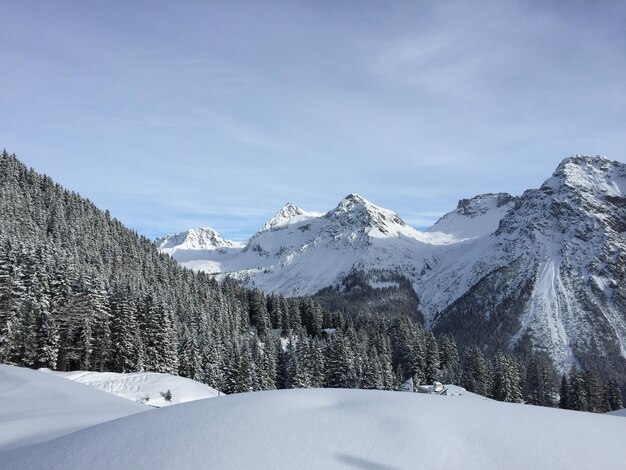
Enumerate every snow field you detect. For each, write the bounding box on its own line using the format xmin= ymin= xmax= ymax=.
xmin=3 ymin=384 xmax=626 ymax=470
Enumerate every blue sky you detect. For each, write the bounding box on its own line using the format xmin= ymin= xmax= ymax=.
xmin=1 ymin=1 xmax=625 ymax=240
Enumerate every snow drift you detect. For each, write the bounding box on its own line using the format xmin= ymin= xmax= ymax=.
xmin=0 ymin=365 xmax=147 ymax=451
xmin=3 ymin=386 xmax=626 ymax=470
xmin=42 ymin=369 xmax=222 ymax=407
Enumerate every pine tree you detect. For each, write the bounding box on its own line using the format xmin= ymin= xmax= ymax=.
xmin=583 ymin=370 xmax=601 ymax=413
xmin=110 ymin=291 xmax=141 ymax=373
xmin=0 ymin=263 xmax=26 ymax=364
xmin=301 ymin=299 xmax=323 ymax=337
xmin=604 ymin=380 xmax=623 ymax=412
xmin=438 ymin=334 xmax=461 ymax=385
xmin=90 ymin=300 xmax=112 ymax=372
xmin=248 ymin=289 xmax=270 ymax=337
xmin=462 ymin=347 xmax=491 ymax=397
xmin=178 ymin=324 xmax=201 ymax=380
xmin=284 ymin=337 xmax=301 ymax=388
xmin=201 ymin=331 xmax=224 ymax=390
xmin=378 ymin=338 xmax=396 ymax=391
xmin=568 ymin=367 xmax=588 ymax=411
xmin=267 ymin=294 xmax=283 ymax=330
xmin=559 ymin=375 xmax=569 ymax=409
xmin=324 ymin=329 xmax=357 ymax=388
xmin=255 ymin=335 xmax=277 ymax=390
xmin=423 ymin=332 xmax=440 ymax=383
xmin=524 ymin=352 xmax=558 ymax=407
xmin=491 ymin=352 xmax=523 ymax=403
xmin=235 ymin=341 xmax=255 ymax=393
xmin=222 ymin=344 xmax=241 ymax=394
xmin=362 ymin=346 xmax=384 ymax=390
xmin=309 ymin=339 xmax=326 ymax=388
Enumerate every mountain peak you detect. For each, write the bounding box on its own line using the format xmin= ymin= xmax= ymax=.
xmin=334 ymin=193 xmax=376 ymax=213
xmin=542 ymin=155 xmax=625 ymax=197
xmin=155 ymin=227 xmax=241 ymax=253
xmin=327 ymin=194 xmax=416 ymax=239
xmin=454 ymin=193 xmax=516 ymax=216
xmin=428 ymin=193 xmax=517 ymax=238
xmin=344 ymin=193 xmax=367 ymax=203
xmin=261 ymin=203 xmax=321 ymax=232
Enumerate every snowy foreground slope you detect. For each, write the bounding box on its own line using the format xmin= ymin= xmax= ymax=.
xmin=4 ymin=384 xmax=626 ymax=470
xmin=42 ymin=369 xmax=221 ymax=407
xmin=0 ymin=365 xmax=147 ymax=451
xmin=608 ymin=408 xmax=626 ymax=417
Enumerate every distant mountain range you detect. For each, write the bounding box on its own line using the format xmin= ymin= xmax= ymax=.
xmin=157 ymin=155 xmax=626 ymax=376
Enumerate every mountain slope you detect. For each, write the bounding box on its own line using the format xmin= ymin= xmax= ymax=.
xmin=428 ymin=192 xmax=518 ymax=239
xmin=0 ymin=150 xmax=316 ymax=392
xmin=4 ymin=387 xmax=626 ymax=470
xmin=431 ymin=156 xmax=626 ymax=378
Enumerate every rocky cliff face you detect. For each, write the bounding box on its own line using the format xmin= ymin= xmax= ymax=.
xmin=431 ymin=156 xmax=626 ymax=378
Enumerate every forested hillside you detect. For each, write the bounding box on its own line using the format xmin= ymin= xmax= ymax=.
xmin=0 ymin=151 xmax=621 ymax=412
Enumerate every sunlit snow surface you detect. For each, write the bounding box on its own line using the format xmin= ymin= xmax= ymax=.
xmin=0 ymin=365 xmax=147 ymax=451
xmin=3 ymin=377 xmax=626 ymax=470
xmin=42 ymin=369 xmax=222 ymax=407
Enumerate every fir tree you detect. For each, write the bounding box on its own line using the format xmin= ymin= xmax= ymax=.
xmin=178 ymin=324 xmax=201 ymax=380
xmin=362 ymin=346 xmax=384 ymax=390
xmin=524 ymin=352 xmax=558 ymax=407
xmin=462 ymin=347 xmax=491 ymax=397
xmin=568 ymin=367 xmax=588 ymax=411
xmin=559 ymin=375 xmax=569 ymax=410
xmin=604 ymin=380 xmax=623 ymax=412
xmin=423 ymin=331 xmax=440 ymax=383
xmin=491 ymin=352 xmax=523 ymax=403
xmin=110 ymin=291 xmax=140 ymax=373
xmin=324 ymin=329 xmax=357 ymax=388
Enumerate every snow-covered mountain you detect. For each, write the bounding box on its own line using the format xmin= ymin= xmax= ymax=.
xmin=430 ymin=155 xmax=626 ymax=378
xmin=161 ymin=193 xmax=457 ymax=295
xmin=259 ymin=202 xmax=323 ymax=232
xmin=428 ymin=192 xmax=518 ymax=239
xmin=155 ymin=227 xmax=245 ymax=263
xmin=158 ymin=156 xmax=626 ymax=375
xmin=155 ymin=227 xmax=244 ymax=252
